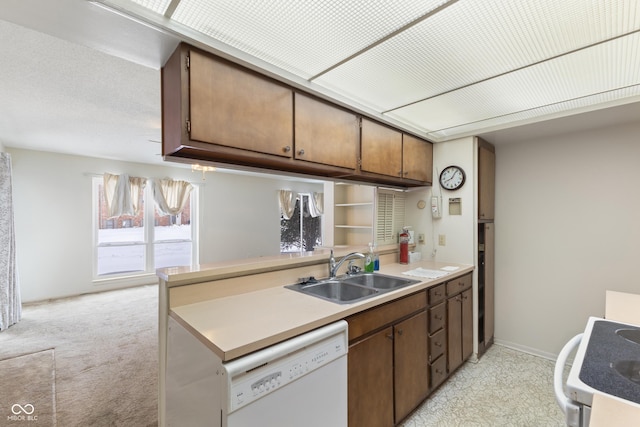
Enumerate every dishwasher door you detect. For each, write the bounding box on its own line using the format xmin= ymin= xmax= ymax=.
xmin=224 ymin=320 xmax=348 ymax=427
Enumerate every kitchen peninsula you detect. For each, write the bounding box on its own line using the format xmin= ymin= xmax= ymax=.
xmin=157 ymin=246 xmax=473 ymax=426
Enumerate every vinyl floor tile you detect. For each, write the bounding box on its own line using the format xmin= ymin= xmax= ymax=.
xmin=400 ymin=344 xmax=567 ymax=427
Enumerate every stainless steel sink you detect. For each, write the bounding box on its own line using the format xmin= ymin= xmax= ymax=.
xmin=342 ymin=273 xmax=420 ymax=290
xmin=285 ymin=280 xmax=379 ymax=304
xmin=286 ymin=272 xmax=421 ymax=304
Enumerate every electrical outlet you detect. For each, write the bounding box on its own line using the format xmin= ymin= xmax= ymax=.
xmin=438 ymin=234 xmax=446 ymax=246
xmin=418 ymin=233 xmax=425 ymax=244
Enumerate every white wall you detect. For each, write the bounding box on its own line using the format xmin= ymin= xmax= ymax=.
xmin=8 ymin=148 xmax=322 ymax=302
xmin=494 ymin=120 xmax=640 ymax=358
xmin=406 ymin=137 xmax=476 ymax=266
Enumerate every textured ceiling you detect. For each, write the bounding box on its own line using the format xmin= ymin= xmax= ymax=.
xmin=1 ymin=0 xmax=640 ymax=168
xmin=114 ymin=0 xmax=640 ymax=141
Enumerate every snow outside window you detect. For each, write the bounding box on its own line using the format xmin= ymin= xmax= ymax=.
xmin=93 ymin=176 xmax=198 ymax=278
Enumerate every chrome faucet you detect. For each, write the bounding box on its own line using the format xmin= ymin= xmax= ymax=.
xmin=329 ymin=250 xmax=365 ymax=278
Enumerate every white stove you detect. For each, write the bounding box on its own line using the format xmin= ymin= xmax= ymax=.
xmin=554 ymin=316 xmax=640 ymax=427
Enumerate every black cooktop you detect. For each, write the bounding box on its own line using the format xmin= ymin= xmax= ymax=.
xmin=579 ymin=320 xmax=640 ymax=404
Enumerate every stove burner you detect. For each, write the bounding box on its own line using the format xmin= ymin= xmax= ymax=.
xmin=612 ymin=360 xmax=640 ymax=384
xmin=616 ymin=328 xmax=640 ymax=346
xmin=579 ymin=320 xmax=640 ymax=404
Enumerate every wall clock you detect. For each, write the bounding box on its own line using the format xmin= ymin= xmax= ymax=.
xmin=439 ymin=165 xmax=466 ymax=190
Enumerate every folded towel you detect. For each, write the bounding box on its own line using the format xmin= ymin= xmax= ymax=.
xmin=402 ymin=268 xmax=449 ymax=279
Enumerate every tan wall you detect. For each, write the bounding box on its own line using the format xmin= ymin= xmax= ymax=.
xmin=494 ymin=120 xmax=640 ymax=358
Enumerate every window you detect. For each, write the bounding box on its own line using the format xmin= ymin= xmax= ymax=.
xmin=376 ymin=190 xmax=405 ymax=245
xmin=93 ymin=176 xmax=197 ymax=278
xmin=280 ymin=193 xmax=322 ymax=253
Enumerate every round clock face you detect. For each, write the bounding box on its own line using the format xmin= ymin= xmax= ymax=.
xmin=439 ymin=166 xmax=466 ymax=190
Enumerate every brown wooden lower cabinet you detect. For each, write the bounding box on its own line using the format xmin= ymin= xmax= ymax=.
xmin=347 ymin=275 xmax=473 ymax=426
xmin=394 ymin=311 xmax=429 ymax=422
xmin=348 ymin=327 xmax=394 ymax=427
xmin=447 ymin=287 xmax=473 ymax=373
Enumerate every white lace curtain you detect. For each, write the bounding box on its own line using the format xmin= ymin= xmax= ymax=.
xmin=278 ymin=190 xmax=324 ymax=219
xmin=103 ymin=173 xmax=146 ymax=217
xmin=151 ymin=178 xmax=193 ymax=216
xmin=0 ymin=153 xmax=20 ymax=331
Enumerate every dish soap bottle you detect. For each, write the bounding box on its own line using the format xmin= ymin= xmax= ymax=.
xmin=365 ymin=243 xmax=375 ymax=272
xmin=373 ymin=243 xmax=380 ymax=271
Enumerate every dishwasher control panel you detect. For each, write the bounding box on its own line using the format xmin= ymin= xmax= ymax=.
xmin=225 ymin=331 xmax=347 ymax=413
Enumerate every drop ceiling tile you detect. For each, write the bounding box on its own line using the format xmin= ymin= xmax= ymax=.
xmin=168 ymin=0 xmax=448 ymax=78
xmin=425 ymin=86 xmax=640 ymax=140
xmin=314 ymin=0 xmax=640 ymax=111
xmin=128 ymin=0 xmax=172 ymax=14
xmin=387 ymin=32 xmax=640 ymax=134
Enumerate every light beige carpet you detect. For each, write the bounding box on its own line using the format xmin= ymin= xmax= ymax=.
xmin=0 ymin=285 xmax=158 ymax=426
xmin=0 ymin=349 xmax=56 ymax=426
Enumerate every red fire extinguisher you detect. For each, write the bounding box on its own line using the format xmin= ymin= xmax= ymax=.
xmin=399 ymin=227 xmax=409 ymax=264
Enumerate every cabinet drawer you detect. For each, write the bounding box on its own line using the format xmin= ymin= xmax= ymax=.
xmin=428 ymin=302 xmax=446 ymax=334
xmin=348 ymin=292 xmax=426 ymax=342
xmin=428 ymin=328 xmax=446 ymax=361
xmin=446 ymin=273 xmax=472 ymax=296
xmin=428 ymin=284 xmax=446 ymax=305
xmin=430 ymin=355 xmax=447 ymax=389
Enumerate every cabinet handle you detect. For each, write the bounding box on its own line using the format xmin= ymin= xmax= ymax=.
xmin=298 ymin=149 xmax=305 ymax=155
xmin=435 ymin=342 xmax=442 ymax=347
xmin=403 ymin=171 xmax=409 ymax=176
xmin=397 ymin=171 xmax=402 ymax=176
xmin=283 ymin=145 xmax=291 ymax=153
xmin=386 ymin=333 xmax=394 ymax=341
xmin=397 ymin=329 xmax=403 ymax=336
xmin=462 ymin=294 xmax=468 ymax=300
xmin=435 ymin=315 xmax=442 ymax=320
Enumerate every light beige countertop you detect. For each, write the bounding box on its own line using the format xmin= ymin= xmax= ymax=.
xmin=170 ymin=260 xmax=473 ymax=361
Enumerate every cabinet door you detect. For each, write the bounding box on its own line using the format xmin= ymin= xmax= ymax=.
xmin=484 ymin=223 xmax=495 ymax=346
xmin=402 ymin=134 xmax=433 ymax=183
xmin=447 ymin=295 xmax=463 ymax=372
xmin=294 ymin=93 xmax=358 ymax=169
xmin=448 ymin=290 xmax=474 ymax=372
xmin=348 ymin=328 xmax=394 ymax=427
xmin=462 ymin=288 xmax=473 ymax=361
xmin=360 ymin=119 xmax=402 ymax=177
xmin=394 ymin=311 xmax=429 ymax=423
xmin=188 ymin=50 xmax=294 ymax=157
xmin=478 ymin=143 xmax=495 ymax=220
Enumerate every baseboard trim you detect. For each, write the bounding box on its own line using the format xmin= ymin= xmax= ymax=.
xmin=493 ymin=338 xmax=569 ymax=363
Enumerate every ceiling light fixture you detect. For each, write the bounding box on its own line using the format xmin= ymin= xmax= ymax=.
xmin=191 ymin=163 xmax=215 ymax=180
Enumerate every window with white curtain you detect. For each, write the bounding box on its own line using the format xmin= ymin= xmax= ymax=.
xmin=376 ymin=190 xmax=405 ymax=245
xmin=92 ymin=176 xmax=198 ymax=278
xmin=280 ymin=192 xmax=322 ymax=253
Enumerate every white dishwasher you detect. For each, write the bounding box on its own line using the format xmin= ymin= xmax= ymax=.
xmin=166 ymin=317 xmax=348 ymax=427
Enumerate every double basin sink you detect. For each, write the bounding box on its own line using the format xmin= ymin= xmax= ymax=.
xmin=285 ymin=273 xmax=421 ymax=304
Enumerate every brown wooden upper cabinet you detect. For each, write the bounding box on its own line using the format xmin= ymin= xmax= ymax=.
xmin=188 ymin=49 xmax=294 ymax=157
xmin=294 ymin=93 xmax=358 ymax=170
xmin=162 ymin=43 xmax=433 ymax=187
xmin=403 ymin=134 xmax=433 ymax=183
xmin=478 ymin=140 xmax=495 ymax=220
xmin=361 ymin=119 xmax=433 ymax=184
xmin=360 ymin=119 xmax=403 ymax=177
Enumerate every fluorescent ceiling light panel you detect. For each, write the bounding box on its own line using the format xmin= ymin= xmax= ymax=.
xmin=315 ymin=0 xmax=640 ymax=112
xmin=168 ymin=0 xmax=448 ymax=78
xmin=424 ymin=86 xmax=640 ymax=140
xmin=128 ymin=0 xmax=171 ymax=14
xmin=387 ymin=32 xmax=640 ymax=132
xmin=115 ymin=0 xmax=640 ymax=141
